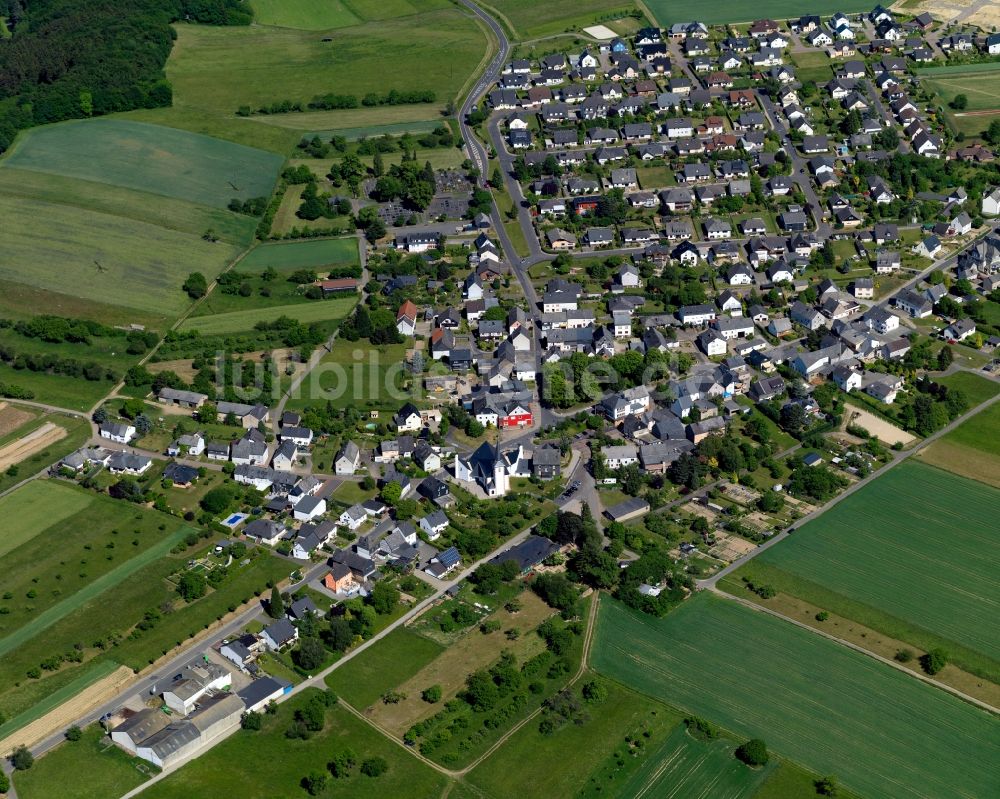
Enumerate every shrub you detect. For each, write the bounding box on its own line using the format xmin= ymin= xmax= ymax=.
xmin=10 ymin=745 xmax=34 ymax=770
xmin=684 ymin=715 xmax=719 ymax=741
xmin=422 ymin=685 xmax=442 ymax=703
xmin=894 ymin=648 xmax=914 ymax=663
xmin=815 ymin=611 xmax=829 ymax=622
xmin=920 ymin=648 xmax=948 ymax=675
xmin=734 ymin=738 xmax=769 ymax=767
xmin=360 ymin=756 xmax=388 ymax=777
xmin=65 ymin=725 xmax=83 ymax=741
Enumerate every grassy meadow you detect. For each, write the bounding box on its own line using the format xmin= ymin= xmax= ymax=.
xmin=180 ymin=295 xmax=358 ymax=335
xmin=749 ymin=461 xmax=1000 ymax=667
xmin=162 ymin=7 xmax=487 ymax=136
xmin=14 ymin=723 xmax=154 ymax=799
xmin=140 ymin=690 xmax=449 ymax=799
xmin=285 ymin=340 xmax=409 ymax=411
xmin=239 ymin=238 xmax=360 ymax=272
xmin=325 ymin=627 xmax=445 ymax=708
xmin=592 ymin=594 xmax=1000 ymax=799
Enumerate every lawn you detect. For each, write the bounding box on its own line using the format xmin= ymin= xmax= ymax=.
xmin=2 ymin=119 xmax=282 ymax=208
xmin=0 ymin=480 xmax=92 ymax=559
xmin=163 ymin=9 xmax=487 ymax=133
xmin=239 ymin=238 xmax=360 ymax=272
xmin=326 ymin=627 xmax=445 ymax=708
xmin=592 ymin=594 xmax=1000 ymax=799
xmin=919 ymin=399 xmax=1000 ymax=488
xmin=748 ymin=461 xmax=1000 ymax=670
xmin=141 ymin=690 xmax=449 ymax=799
xmin=468 ymin=677 xmax=681 ymax=798
xmin=0 ymin=193 xmax=243 ymax=319
xmin=14 ymin=723 xmax=154 ymax=799
xmin=481 ymin=0 xmax=641 ymax=39
xmin=644 ymin=0 xmax=871 ymax=25
xmin=285 ymin=340 xmax=410 ymax=411
xmin=179 ymin=295 xmax=358 ymax=335
xmin=613 ymin=723 xmax=775 ymax=799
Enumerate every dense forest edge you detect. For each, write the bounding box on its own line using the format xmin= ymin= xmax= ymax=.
xmin=0 ymin=0 xmax=251 ymax=151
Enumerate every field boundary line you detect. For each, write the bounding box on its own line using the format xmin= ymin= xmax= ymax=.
xmin=710 ymin=587 xmax=999 ymax=715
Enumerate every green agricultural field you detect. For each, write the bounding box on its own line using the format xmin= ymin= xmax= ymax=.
xmin=14 ymin=724 xmax=154 ymax=799
xmin=250 ymin=0 xmax=361 ymax=29
xmin=285 ymin=340 xmax=409 ymax=411
xmin=920 ymin=400 xmax=1000 ymax=487
xmin=925 ymin=74 xmax=1000 ymax=112
xmin=482 ymin=0 xmax=640 ymax=39
xmin=140 ymin=690 xmax=449 ymax=799
xmin=644 ymin=0 xmax=870 ymax=25
xmin=3 ymin=119 xmax=282 ymax=208
xmin=239 ymin=238 xmax=360 ymax=272
xmin=750 ymin=460 xmax=1000 ymax=666
xmin=163 ymin=8 xmax=487 ymax=134
xmin=614 ymin=724 xmax=774 ymax=799
xmin=325 ymin=627 xmax=444 ymax=708
xmin=179 ymin=295 xmax=357 ymax=335
xmin=0 ymin=168 xmax=257 ymax=247
xmin=0 ymin=194 xmax=243 ymax=320
xmin=469 ymin=678 xmax=682 ymax=798
xmin=592 ymin=595 xmax=1000 ymax=799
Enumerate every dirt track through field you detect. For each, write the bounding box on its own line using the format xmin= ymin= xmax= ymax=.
xmin=0 ymin=665 xmax=133 ymax=755
xmin=0 ymin=422 xmax=66 ymax=470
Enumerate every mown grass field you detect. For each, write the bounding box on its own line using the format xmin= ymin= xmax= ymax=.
xmin=481 ymin=0 xmax=640 ymax=38
xmin=179 ymin=295 xmax=357 ymax=335
xmin=3 ymin=119 xmax=282 ymax=208
xmin=592 ymin=594 xmax=1000 ymax=799
xmin=919 ymin=400 xmax=1000 ymax=487
xmin=645 ymin=0 xmax=870 ymax=25
xmin=140 ymin=690 xmax=449 ymax=799
xmin=0 ymin=193 xmax=243 ymax=320
xmin=325 ymin=627 xmax=445 ymax=708
xmin=14 ymin=723 xmax=154 ymax=799
xmin=751 ymin=461 xmax=1000 ymax=666
xmin=614 ymin=723 xmax=774 ymax=799
xmin=239 ymin=238 xmax=360 ymax=272
xmin=163 ymin=8 xmax=487 ymax=134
